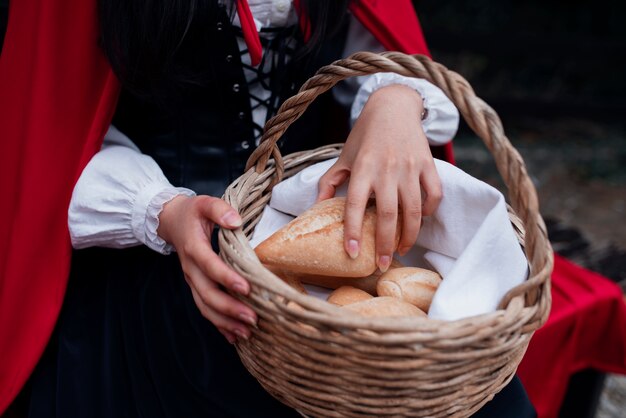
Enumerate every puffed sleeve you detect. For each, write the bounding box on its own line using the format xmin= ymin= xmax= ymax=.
xmin=68 ymin=125 xmax=195 ymax=254
xmin=332 ymin=13 xmax=460 ymax=145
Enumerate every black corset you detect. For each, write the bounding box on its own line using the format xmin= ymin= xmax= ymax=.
xmin=112 ymin=4 xmax=350 ymax=198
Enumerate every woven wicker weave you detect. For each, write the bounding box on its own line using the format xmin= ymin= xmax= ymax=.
xmin=219 ymin=52 xmax=553 ymax=418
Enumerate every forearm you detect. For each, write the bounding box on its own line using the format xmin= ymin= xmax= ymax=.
xmin=333 ymin=13 xmax=460 ymax=146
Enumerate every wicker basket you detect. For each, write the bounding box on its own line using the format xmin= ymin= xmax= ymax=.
xmin=219 ymin=51 xmax=554 ymax=418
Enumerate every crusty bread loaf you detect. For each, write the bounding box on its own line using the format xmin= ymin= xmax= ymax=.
xmin=376 ymin=267 xmax=442 ymax=312
xmin=327 ymin=286 xmax=373 ymax=306
xmin=343 ymin=296 xmax=426 ymax=317
xmin=255 ymin=197 xmax=400 ymax=277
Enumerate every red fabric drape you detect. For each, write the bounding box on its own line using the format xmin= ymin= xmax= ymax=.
xmin=0 ymin=0 xmax=120 ymax=412
xmin=0 ymin=0 xmax=441 ymax=412
xmin=518 ymin=254 xmax=626 ymax=418
xmin=350 ymin=0 xmax=431 ymax=57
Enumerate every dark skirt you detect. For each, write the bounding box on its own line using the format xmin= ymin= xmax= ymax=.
xmin=27 ymin=246 xmax=535 ymax=418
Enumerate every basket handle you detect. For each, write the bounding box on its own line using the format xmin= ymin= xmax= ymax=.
xmin=247 ymin=51 xmax=474 ymax=178
xmin=246 ymin=51 xmax=552 ymax=320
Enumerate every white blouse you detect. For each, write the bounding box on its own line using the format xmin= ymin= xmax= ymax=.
xmin=69 ymin=0 xmax=460 ymax=254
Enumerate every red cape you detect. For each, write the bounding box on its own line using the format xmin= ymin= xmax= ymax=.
xmin=518 ymin=254 xmax=626 ymax=418
xmin=0 ymin=0 xmax=444 ymax=411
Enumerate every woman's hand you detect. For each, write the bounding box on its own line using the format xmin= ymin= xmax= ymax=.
xmin=317 ymin=84 xmax=442 ymax=272
xmin=158 ymin=195 xmax=256 ymax=344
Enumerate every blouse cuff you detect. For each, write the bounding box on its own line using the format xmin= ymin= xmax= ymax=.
xmin=350 ymin=73 xmax=460 ymax=146
xmin=69 ymin=141 xmax=196 ymax=255
xmin=132 ymin=186 xmax=196 ymax=255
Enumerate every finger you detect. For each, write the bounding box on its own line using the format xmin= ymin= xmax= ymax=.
xmin=184 ymin=241 xmax=249 ymax=295
xmin=343 ymin=178 xmax=371 ymax=259
xmin=185 ymin=262 xmax=257 ymax=324
xmin=398 ymin=179 xmax=422 ymax=256
xmin=196 ymin=196 xmax=242 ymax=229
xmin=420 ymin=164 xmax=443 ymax=216
xmin=189 ymin=285 xmax=253 ymax=340
xmin=373 ymin=181 xmax=398 ymax=272
xmin=317 ymin=166 xmax=350 ymax=202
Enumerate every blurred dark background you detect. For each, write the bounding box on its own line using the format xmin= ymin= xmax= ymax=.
xmin=414 ymin=0 xmax=626 ymax=121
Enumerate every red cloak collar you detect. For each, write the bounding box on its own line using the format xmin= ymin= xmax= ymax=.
xmin=0 ymin=0 xmax=448 ymax=411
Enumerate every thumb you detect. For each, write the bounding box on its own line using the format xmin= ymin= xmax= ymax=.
xmin=317 ymin=166 xmax=350 ymax=202
xmin=198 ymin=196 xmax=243 ymax=229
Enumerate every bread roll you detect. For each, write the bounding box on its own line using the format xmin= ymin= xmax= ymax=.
xmin=255 ymin=197 xmax=400 ymax=277
xmin=343 ymin=296 xmax=426 ymax=317
xmin=327 ymin=286 xmax=373 ymax=306
xmin=376 ymin=267 xmax=442 ymax=312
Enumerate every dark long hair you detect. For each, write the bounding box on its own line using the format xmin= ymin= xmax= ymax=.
xmin=99 ymin=0 xmax=351 ymax=97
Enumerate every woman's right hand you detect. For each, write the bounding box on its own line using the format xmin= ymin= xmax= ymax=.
xmin=157 ymin=195 xmax=256 ymax=344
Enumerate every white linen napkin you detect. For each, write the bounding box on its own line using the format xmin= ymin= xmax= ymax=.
xmin=249 ymin=158 xmax=528 ymax=321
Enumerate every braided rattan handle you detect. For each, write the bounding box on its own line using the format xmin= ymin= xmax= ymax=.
xmin=247 ymin=51 xmax=470 ymax=176
xmin=246 ymin=51 xmax=552 ymax=321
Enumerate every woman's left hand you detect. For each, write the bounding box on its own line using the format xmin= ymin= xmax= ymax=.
xmin=317 ymin=84 xmax=442 ymax=272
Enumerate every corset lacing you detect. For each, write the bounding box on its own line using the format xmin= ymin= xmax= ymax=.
xmin=237 ymin=25 xmax=299 ymax=145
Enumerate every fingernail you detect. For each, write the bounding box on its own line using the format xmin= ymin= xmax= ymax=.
xmin=347 ymin=240 xmax=360 ymax=259
xmin=226 ymin=334 xmax=236 ymax=344
xmin=221 ymin=211 xmax=242 ymax=227
xmin=239 ymin=313 xmax=257 ymax=326
xmin=378 ymin=255 xmax=391 ymax=272
xmin=398 ymin=246 xmax=410 ymax=256
xmin=233 ymin=280 xmax=248 ymax=295
xmin=234 ymin=329 xmax=249 ymax=340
